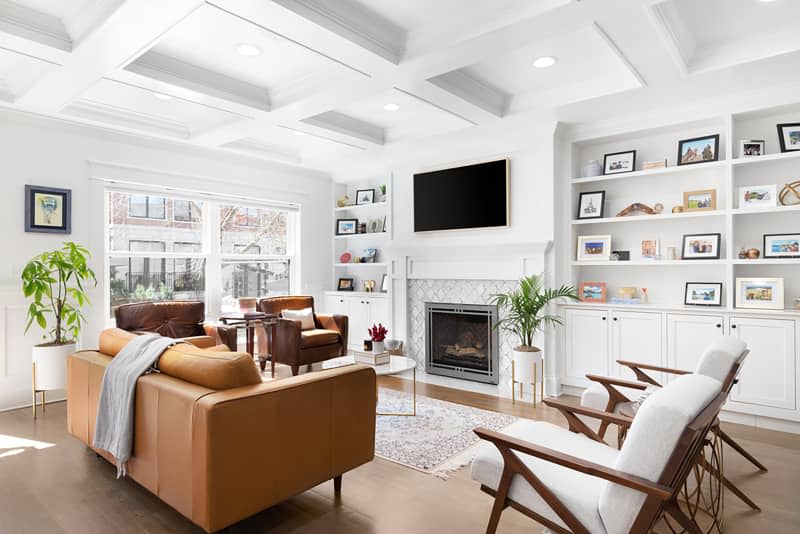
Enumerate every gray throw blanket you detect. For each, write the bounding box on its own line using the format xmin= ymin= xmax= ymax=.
xmin=93 ymin=334 xmax=176 ymax=478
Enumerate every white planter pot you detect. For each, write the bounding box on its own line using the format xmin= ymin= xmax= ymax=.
xmin=512 ymin=347 xmax=542 ymax=384
xmin=372 ymin=341 xmax=385 ymax=353
xmin=32 ymin=342 xmax=75 ymax=390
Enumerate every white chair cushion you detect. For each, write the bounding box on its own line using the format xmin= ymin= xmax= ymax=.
xmin=579 ymin=382 xmax=645 ymax=433
xmin=471 ymin=420 xmax=619 ymax=533
xmin=282 ymin=307 xmax=315 ymax=330
xmin=693 ymin=336 xmax=746 ymax=384
xmin=598 ymin=374 xmax=722 ymax=534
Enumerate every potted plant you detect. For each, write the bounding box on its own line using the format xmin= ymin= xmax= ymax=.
xmin=491 ymin=275 xmax=577 ymax=399
xmin=22 ymin=242 xmax=97 ymax=395
xmin=368 ymin=323 xmax=388 ymax=353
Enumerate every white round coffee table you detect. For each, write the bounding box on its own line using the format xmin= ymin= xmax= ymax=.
xmin=324 ymin=355 xmax=417 ymax=416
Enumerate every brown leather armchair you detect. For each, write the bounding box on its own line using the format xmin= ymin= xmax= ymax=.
xmin=114 ymin=301 xmax=238 ymax=351
xmin=259 ymin=296 xmax=348 ymax=376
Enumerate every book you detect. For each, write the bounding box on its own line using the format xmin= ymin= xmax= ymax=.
xmin=354 ymin=352 xmax=390 ymax=366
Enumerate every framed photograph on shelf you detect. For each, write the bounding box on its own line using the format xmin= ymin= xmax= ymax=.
xmin=336 ymin=218 xmax=358 ymax=235
xmin=739 ymin=139 xmax=765 ymax=157
xmin=763 ymin=233 xmax=800 ymax=259
xmin=677 ymin=134 xmax=719 ymax=165
xmin=578 ymin=281 xmax=607 ymax=303
xmin=24 ymin=184 xmax=71 ymax=234
xmin=641 ymin=239 xmax=660 ymax=260
xmin=576 ymin=235 xmax=611 ymax=261
xmin=736 ymin=277 xmax=784 ymax=310
xmin=380 ymin=273 xmax=388 ymax=293
xmin=337 ymin=277 xmax=355 ymax=291
xmin=603 ymin=150 xmax=636 ymax=175
xmin=684 ymin=282 xmax=723 ymax=307
xmin=681 ymin=233 xmax=721 ymax=260
xmin=367 ymin=218 xmax=383 ymax=233
xmin=683 ymin=189 xmax=717 ymax=211
xmin=355 ymin=188 xmax=375 ymax=205
xmin=777 ymin=123 xmax=800 ymax=152
xmin=576 ymin=191 xmax=605 ymax=219
xmin=739 ymin=185 xmax=777 ymax=209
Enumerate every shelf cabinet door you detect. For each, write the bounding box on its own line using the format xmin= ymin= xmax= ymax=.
xmin=610 ymin=311 xmax=663 ymax=382
xmin=564 ymin=308 xmax=609 ymax=385
xmin=348 ymin=298 xmax=370 ymax=350
xmin=365 ymin=297 xmax=390 ymax=332
xmin=667 ymin=313 xmax=725 ymax=381
xmin=323 ymin=295 xmax=349 ymax=317
xmin=729 ymin=316 xmax=796 ymax=410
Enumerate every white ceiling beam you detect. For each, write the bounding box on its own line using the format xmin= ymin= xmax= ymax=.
xmin=15 ymin=0 xmax=205 ymax=113
xmin=0 ymin=0 xmax=71 ymax=51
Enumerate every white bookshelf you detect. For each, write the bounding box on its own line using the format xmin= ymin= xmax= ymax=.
xmin=559 ymin=104 xmax=800 ymax=311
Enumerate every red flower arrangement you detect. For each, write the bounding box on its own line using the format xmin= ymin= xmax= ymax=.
xmin=368 ymin=323 xmax=388 ymax=342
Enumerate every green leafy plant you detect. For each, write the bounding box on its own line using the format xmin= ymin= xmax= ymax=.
xmin=491 ymin=274 xmax=578 ymax=351
xmin=21 ymin=242 xmax=97 ymax=346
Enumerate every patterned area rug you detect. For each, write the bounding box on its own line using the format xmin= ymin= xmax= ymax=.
xmin=375 ymin=388 xmax=517 ymax=477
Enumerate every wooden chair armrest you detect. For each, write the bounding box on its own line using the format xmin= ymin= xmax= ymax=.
xmin=585 ymin=374 xmax=650 ymax=391
xmin=544 ymin=398 xmax=632 ymax=427
xmin=474 ymin=427 xmax=672 ymax=500
xmin=616 ymin=360 xmax=690 ymax=376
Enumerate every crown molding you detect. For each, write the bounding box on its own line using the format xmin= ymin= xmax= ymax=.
xmin=0 ymin=0 xmax=72 ymax=51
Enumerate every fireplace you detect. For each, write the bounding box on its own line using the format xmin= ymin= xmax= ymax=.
xmin=425 ymin=302 xmax=499 ymax=384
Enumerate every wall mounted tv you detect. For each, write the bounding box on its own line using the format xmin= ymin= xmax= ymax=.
xmin=413 ymin=159 xmax=508 ymax=232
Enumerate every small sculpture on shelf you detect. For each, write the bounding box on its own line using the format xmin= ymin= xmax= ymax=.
xmin=616 ymin=202 xmax=658 ymax=217
xmin=336 ymin=195 xmax=350 ymax=208
xmin=672 ymin=205 xmax=684 ymax=213
xmin=779 ymin=181 xmax=800 ymax=206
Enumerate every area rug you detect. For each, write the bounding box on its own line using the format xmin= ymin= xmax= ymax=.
xmin=375 ymin=388 xmax=517 ymax=478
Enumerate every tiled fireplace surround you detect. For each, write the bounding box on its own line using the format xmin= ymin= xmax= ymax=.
xmin=395 ymin=244 xmax=551 ymax=400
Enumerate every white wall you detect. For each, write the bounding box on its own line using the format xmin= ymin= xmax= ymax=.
xmin=0 ymin=109 xmax=332 ymax=411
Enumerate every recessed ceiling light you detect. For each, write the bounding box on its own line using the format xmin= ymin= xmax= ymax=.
xmin=234 ymin=43 xmax=262 ymax=57
xmin=153 ymin=92 xmax=172 ymax=100
xmin=383 ymin=103 xmax=400 ymax=111
xmin=532 ymin=56 xmax=557 ymax=69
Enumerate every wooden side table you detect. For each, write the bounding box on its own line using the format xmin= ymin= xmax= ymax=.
xmin=219 ymin=312 xmax=277 ymax=371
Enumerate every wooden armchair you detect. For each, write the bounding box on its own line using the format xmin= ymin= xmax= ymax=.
xmin=472 ymin=373 xmax=728 ymax=534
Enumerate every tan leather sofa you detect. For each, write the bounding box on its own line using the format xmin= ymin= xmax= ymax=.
xmin=67 ymin=328 xmax=376 ymax=533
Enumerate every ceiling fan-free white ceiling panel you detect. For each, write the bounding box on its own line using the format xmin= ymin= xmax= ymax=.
xmin=0 ymin=47 xmax=59 ymax=100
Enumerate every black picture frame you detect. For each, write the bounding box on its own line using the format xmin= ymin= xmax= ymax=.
xmin=380 ymin=273 xmax=388 ymax=293
xmin=777 ymin=123 xmax=800 ymax=153
xmin=355 ymin=188 xmax=375 ymax=205
xmin=602 ymin=150 xmax=636 ymax=175
xmin=681 ymin=233 xmax=721 ymax=260
xmin=763 ymin=233 xmax=800 ymax=259
xmin=25 ymin=184 xmax=71 ymax=234
xmin=684 ymin=282 xmax=723 ymax=307
xmin=336 ymin=218 xmax=358 ymax=235
xmin=677 ymin=134 xmax=720 ymax=166
xmin=337 ymin=277 xmax=355 ymax=291
xmin=576 ymin=191 xmax=605 ymax=219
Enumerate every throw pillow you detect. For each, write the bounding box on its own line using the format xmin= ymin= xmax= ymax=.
xmin=282 ymin=307 xmax=315 ymax=330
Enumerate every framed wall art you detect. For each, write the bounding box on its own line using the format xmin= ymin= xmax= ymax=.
xmin=25 ymin=185 xmax=71 ymax=234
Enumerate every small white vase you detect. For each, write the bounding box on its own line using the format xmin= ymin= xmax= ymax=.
xmin=582 ymin=160 xmax=602 ymax=177
xmin=32 ymin=342 xmax=75 ymax=390
xmin=372 ymin=341 xmax=385 ymax=353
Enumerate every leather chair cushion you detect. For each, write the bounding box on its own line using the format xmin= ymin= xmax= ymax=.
xmin=115 ymin=301 xmax=205 ymax=338
xmin=259 ymin=296 xmax=315 ymax=316
xmin=300 ymin=329 xmax=341 ymax=348
xmin=98 ymin=328 xmax=262 ymax=390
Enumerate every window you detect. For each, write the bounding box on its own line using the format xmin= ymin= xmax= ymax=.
xmin=128 ymin=195 xmax=166 ymax=219
xmin=106 ymin=190 xmax=295 ymax=318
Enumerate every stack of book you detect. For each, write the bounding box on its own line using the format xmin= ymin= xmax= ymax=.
xmin=354 ymin=351 xmax=390 ymax=366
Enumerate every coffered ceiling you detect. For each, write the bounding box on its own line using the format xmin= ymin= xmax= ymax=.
xmin=1 ymin=0 xmax=799 ymax=174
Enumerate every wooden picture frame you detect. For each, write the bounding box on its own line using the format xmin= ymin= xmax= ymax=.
xmin=684 ymin=282 xmax=723 ymax=306
xmin=683 ymin=189 xmax=717 ymax=212
xmin=25 ymin=184 xmax=71 ymax=234
xmin=578 ymin=281 xmax=607 ymax=302
xmin=677 ymin=134 xmax=720 ymax=166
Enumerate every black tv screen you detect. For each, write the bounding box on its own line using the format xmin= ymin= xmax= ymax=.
xmin=414 ymin=159 xmax=508 ymax=232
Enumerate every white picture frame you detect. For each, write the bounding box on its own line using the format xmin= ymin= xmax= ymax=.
xmin=739 ymin=139 xmax=765 ymax=158
xmin=738 ymin=185 xmax=777 ymax=209
xmin=576 ymin=235 xmax=611 ymax=261
xmin=735 ymin=277 xmax=784 ymax=310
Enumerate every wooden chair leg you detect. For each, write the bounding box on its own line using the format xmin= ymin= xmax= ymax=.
xmin=485 ymin=467 xmax=512 ymax=534
xmin=271 ymin=359 xmax=276 ymax=378
xmin=719 ymin=428 xmax=768 ymax=472
xmin=333 ymin=475 xmax=342 ymax=495
xmin=291 ymin=365 xmax=300 ymax=376
xmin=665 ymin=500 xmax=703 ymax=534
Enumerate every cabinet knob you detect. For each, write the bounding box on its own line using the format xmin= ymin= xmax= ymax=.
xmin=715 ymin=324 xmax=721 ymax=328
xmin=602 ymin=316 xmax=607 ymax=321
xmin=612 ymin=317 xmax=618 ymax=321
xmin=731 ymin=324 xmax=737 ymax=329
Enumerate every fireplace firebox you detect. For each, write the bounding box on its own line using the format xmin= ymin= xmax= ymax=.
xmin=425 ymin=302 xmax=499 ymax=384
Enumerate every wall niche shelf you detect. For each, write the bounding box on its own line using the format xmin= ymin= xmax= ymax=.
xmin=334 ymin=201 xmax=388 ymax=212
xmin=570 ymin=159 xmax=726 ymax=185
xmin=572 ymin=210 xmax=723 ymax=226
xmin=334 ymin=232 xmax=388 ymax=240
xmin=571 ymin=260 xmax=727 ymax=267
xmin=334 ymin=262 xmax=388 ymax=268
xmin=731 ymin=150 xmax=800 ymax=166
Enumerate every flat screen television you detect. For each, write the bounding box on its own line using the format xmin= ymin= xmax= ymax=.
xmin=413 ymin=159 xmax=508 ymax=232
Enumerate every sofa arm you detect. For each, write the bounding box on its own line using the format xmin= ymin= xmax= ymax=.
xmin=317 ymin=313 xmax=348 ymax=352
xmin=191 ymin=365 xmax=376 ymax=533
xmin=272 ymin=318 xmax=302 ymax=365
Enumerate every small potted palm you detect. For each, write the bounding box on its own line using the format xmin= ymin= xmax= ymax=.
xmin=491 ymin=275 xmax=577 ymax=401
xmin=22 ymin=242 xmax=97 ymax=408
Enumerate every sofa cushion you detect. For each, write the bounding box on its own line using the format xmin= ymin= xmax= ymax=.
xmin=99 ymin=328 xmax=137 ymax=356
xmin=472 ymin=419 xmax=618 ymax=533
xmin=300 ymin=329 xmax=341 ymax=348
xmin=283 ymin=307 xmax=315 ymax=330
xmin=598 ymin=374 xmax=722 ymax=534
xmin=114 ymin=301 xmax=205 ymax=338
xmin=694 ymin=336 xmax=746 ymax=384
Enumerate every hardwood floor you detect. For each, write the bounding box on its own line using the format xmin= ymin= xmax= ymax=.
xmin=0 ymin=376 xmax=798 ymax=533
